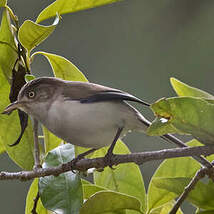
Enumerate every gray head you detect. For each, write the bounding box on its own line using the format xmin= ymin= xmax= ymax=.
xmin=3 ymin=77 xmax=66 ymax=115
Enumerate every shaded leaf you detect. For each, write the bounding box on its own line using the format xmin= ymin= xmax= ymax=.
xmin=170 ymin=78 xmax=214 ymax=99
xmin=25 ymin=179 xmax=48 ymax=214
xmin=196 ymin=210 xmax=214 ymax=214
xmin=18 ymin=15 xmax=59 ymax=53
xmin=147 ymin=140 xmax=201 ymax=212
xmin=80 ymin=190 xmax=143 ymax=214
xmin=148 ymin=97 xmax=214 ymax=145
xmin=36 ymin=0 xmax=121 ymax=23
xmin=93 ymin=140 xmax=146 ymax=212
xmin=39 ymin=144 xmax=83 ymax=214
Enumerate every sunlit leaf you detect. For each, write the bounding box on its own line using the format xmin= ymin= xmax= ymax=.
xmin=25 ymin=74 xmax=35 ymax=82
xmin=36 ymin=0 xmax=121 ymax=23
xmin=147 ymin=140 xmax=201 ymax=212
xmin=170 ymin=78 xmax=214 ymax=99
xmin=39 ymin=144 xmax=83 ymax=214
xmin=80 ymin=190 xmax=143 ymax=214
xmin=150 ymin=201 xmax=183 ymax=214
xmin=93 ymin=140 xmax=146 ymax=212
xmin=148 ymin=97 xmax=214 ymax=145
xmin=25 ymin=179 xmax=48 ymax=214
xmin=32 ymin=51 xmax=87 ymax=81
xmin=0 ymin=10 xmax=34 ymax=169
xmin=0 ymin=0 xmax=6 ymax=7
xmin=18 ymin=15 xmax=60 ymax=53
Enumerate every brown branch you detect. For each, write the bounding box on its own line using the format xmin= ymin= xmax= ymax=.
xmin=1 ymin=145 xmax=214 ymax=181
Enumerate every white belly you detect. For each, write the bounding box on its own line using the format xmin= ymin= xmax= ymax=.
xmin=41 ymin=100 xmax=135 ymax=148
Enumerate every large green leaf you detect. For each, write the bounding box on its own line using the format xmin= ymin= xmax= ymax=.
xmin=36 ymin=0 xmax=121 ymax=23
xmin=0 ymin=9 xmax=34 ymax=169
xmin=93 ymin=140 xmax=146 ymax=213
xmin=148 ymin=97 xmax=214 ymax=145
xmin=147 ymin=140 xmax=201 ymax=212
xmin=0 ymin=0 xmax=6 ymax=7
xmin=0 ymin=8 xmax=17 ymax=80
xmin=18 ymin=15 xmax=59 ymax=53
xmin=80 ymin=190 xmax=143 ymax=214
xmin=170 ymin=78 xmax=214 ymax=99
xmin=39 ymin=144 xmax=83 ymax=214
xmin=25 ymin=179 xmax=48 ymax=214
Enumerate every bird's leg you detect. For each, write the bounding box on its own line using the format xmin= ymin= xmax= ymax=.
xmin=104 ymin=127 xmax=123 ymax=168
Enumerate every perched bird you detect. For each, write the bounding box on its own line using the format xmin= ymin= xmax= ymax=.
xmin=3 ymin=77 xmax=200 ymax=164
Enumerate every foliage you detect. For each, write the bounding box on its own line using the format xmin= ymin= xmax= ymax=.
xmin=0 ymin=0 xmax=214 ymax=214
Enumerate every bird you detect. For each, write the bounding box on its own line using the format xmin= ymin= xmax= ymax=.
xmin=3 ymin=77 xmax=202 ymax=165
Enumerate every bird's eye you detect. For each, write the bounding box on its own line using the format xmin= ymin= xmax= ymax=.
xmin=27 ymin=91 xmax=36 ymax=99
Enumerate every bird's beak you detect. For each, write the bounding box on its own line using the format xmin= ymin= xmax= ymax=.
xmin=2 ymin=101 xmax=22 ymax=115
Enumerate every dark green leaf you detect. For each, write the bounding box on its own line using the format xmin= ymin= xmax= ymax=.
xmin=80 ymin=190 xmax=143 ymax=214
xmin=36 ymin=0 xmax=121 ymax=23
xmin=39 ymin=144 xmax=83 ymax=214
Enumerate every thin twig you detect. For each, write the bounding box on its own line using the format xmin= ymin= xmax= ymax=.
xmin=169 ymin=168 xmax=207 ymax=214
xmin=31 ymin=191 xmax=40 ymax=214
xmin=33 ymin=118 xmax=41 ymax=169
xmin=0 ymin=145 xmax=214 ymax=181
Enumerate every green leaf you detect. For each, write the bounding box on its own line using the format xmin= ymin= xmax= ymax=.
xmin=0 ymin=137 xmax=5 ymax=154
xmin=25 ymin=74 xmax=35 ymax=82
xmin=80 ymin=190 xmax=143 ymax=214
xmin=93 ymin=140 xmax=146 ymax=212
xmin=147 ymin=140 xmax=201 ymax=212
xmin=39 ymin=144 xmax=83 ymax=214
xmin=153 ymin=177 xmax=214 ymax=210
xmin=150 ymin=201 xmax=183 ymax=214
xmin=43 ymin=127 xmax=62 ymax=153
xmin=32 ymin=51 xmax=87 ymax=81
xmin=148 ymin=97 xmax=214 ymax=145
xmin=0 ymin=9 xmax=34 ymax=169
xmin=196 ymin=211 xmax=214 ymax=214
xmin=170 ymin=78 xmax=214 ymax=99
xmin=82 ymin=183 xmax=106 ymax=200
xmin=25 ymin=179 xmax=48 ymax=214
xmin=0 ymin=0 xmax=6 ymax=7
xmin=0 ymin=8 xmax=17 ymax=80
xmin=18 ymin=15 xmax=60 ymax=53
xmin=36 ymin=0 xmax=121 ymax=23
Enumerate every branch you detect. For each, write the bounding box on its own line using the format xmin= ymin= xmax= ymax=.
xmin=1 ymin=145 xmax=214 ymax=181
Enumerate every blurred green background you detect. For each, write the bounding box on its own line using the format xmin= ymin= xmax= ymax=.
xmin=0 ymin=0 xmax=214 ymax=213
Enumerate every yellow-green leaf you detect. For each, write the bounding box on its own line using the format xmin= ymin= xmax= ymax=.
xmin=25 ymin=179 xmax=48 ymax=214
xmin=80 ymin=190 xmax=143 ymax=214
xmin=170 ymin=78 xmax=214 ymax=99
xmin=0 ymin=0 xmax=6 ymax=7
xmin=36 ymin=0 xmax=121 ymax=23
xmin=32 ymin=51 xmax=87 ymax=81
xmin=148 ymin=97 xmax=214 ymax=145
xmin=18 ymin=15 xmax=59 ymax=53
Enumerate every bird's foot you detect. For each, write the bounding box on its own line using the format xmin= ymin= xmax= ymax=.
xmin=104 ymin=151 xmax=116 ymax=169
